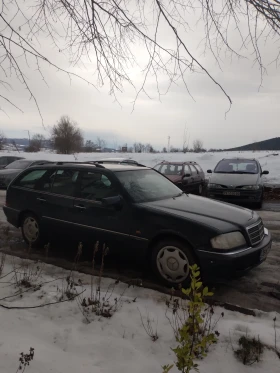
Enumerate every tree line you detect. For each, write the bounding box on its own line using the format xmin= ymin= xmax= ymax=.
xmin=1 ymin=116 xmax=206 ymax=154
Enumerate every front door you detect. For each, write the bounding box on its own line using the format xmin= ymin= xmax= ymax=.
xmin=72 ymin=170 xmax=131 ymax=251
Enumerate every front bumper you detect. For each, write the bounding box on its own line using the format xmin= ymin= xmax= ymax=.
xmin=207 ymin=188 xmax=262 ymax=204
xmin=197 ymin=230 xmax=272 ymax=280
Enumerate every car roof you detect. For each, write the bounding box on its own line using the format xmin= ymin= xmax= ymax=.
xmin=155 ymin=161 xmax=199 ymax=165
xmin=97 ymin=158 xmax=135 ymax=162
xmin=29 ymin=162 xmax=149 ymax=172
xmin=221 ymin=158 xmax=257 ymax=161
xmin=0 ymin=155 xmax=23 ymax=159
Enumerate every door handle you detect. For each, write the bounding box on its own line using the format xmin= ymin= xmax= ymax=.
xmin=74 ymin=204 xmax=86 ymax=210
xmin=37 ymin=197 xmax=46 ymax=202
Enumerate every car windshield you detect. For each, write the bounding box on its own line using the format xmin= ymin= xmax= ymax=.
xmin=6 ymin=160 xmax=32 ymax=169
xmin=156 ymin=164 xmax=183 ymax=176
xmin=214 ymin=159 xmax=258 ymax=174
xmin=116 ymin=169 xmax=182 ymax=202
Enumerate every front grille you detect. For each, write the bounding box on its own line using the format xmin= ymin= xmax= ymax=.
xmin=247 ymin=220 xmax=265 ymax=246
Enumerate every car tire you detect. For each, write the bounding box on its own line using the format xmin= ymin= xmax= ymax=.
xmin=151 ymin=239 xmax=197 ymax=287
xmin=198 ymin=184 xmax=203 ymax=195
xmin=21 ymin=213 xmax=43 ymax=247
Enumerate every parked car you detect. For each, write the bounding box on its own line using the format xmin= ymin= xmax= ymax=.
xmin=0 ymin=159 xmax=52 ymax=188
xmin=207 ymin=158 xmax=269 ymax=208
xmin=0 ymin=156 xmax=24 ymax=169
xmin=154 ymin=161 xmax=205 ymax=195
xmin=3 ymin=162 xmax=271 ymax=286
xmin=94 ymin=158 xmax=145 ymax=166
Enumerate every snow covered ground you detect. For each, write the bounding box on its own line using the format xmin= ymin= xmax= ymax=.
xmin=1 ymin=149 xmax=280 ymax=185
xmin=0 ymin=254 xmax=279 ymax=373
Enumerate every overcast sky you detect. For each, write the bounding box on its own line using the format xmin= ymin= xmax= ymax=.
xmin=1 ymin=2 xmax=280 ymax=150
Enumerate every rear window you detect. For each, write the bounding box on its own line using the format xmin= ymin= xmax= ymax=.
xmin=15 ymin=169 xmax=49 ymax=189
xmin=194 ymin=164 xmax=203 ymax=173
xmin=157 ymin=164 xmax=183 ymax=176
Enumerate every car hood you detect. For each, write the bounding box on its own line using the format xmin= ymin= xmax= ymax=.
xmin=0 ymin=169 xmax=20 ymax=176
xmin=209 ymin=173 xmax=259 ymax=186
xmin=141 ymin=194 xmax=257 ymax=227
xmin=165 ymin=175 xmax=182 ymax=183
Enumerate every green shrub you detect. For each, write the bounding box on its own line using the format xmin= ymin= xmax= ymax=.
xmin=165 ymin=264 xmax=220 ymax=373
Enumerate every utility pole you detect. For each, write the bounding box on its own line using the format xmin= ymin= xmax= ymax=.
xmin=167 ymin=136 xmax=170 ymax=152
xmin=25 ymin=130 xmax=30 ymax=145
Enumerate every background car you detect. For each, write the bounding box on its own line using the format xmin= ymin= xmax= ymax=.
xmin=94 ymin=158 xmax=145 ymax=166
xmin=0 ymin=156 xmax=24 ymax=169
xmin=0 ymin=159 xmax=52 ymax=188
xmin=207 ymin=158 xmax=269 ymax=208
xmin=153 ymin=161 xmax=205 ymax=195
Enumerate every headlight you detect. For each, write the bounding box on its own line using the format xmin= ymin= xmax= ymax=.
xmin=211 ymin=232 xmax=246 ymax=250
xmin=240 ymin=185 xmax=260 ymax=190
xmin=208 ymin=183 xmax=222 ymax=189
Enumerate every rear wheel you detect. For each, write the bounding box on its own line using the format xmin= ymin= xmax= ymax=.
xmin=21 ymin=213 xmax=42 ymax=247
xmin=151 ymin=239 xmax=196 ymax=287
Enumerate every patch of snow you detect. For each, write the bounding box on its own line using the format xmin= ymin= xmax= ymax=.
xmin=0 ymin=255 xmax=279 ymax=373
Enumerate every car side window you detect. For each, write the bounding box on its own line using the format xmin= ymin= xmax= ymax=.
xmin=184 ymin=165 xmax=191 ymax=176
xmin=189 ymin=165 xmax=198 ymax=175
xmin=78 ymin=171 xmax=118 ymax=201
xmin=15 ymin=169 xmax=49 ymax=189
xmin=51 ymin=169 xmax=79 ymax=197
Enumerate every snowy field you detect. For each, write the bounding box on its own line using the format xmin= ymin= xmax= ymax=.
xmin=0 ymin=254 xmax=279 ymax=373
xmin=1 ymin=150 xmax=280 ymax=185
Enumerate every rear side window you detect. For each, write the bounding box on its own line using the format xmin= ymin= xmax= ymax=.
xmin=15 ymin=169 xmax=49 ymax=189
xmin=78 ymin=171 xmax=118 ymax=201
xmin=51 ymin=169 xmax=79 ymax=196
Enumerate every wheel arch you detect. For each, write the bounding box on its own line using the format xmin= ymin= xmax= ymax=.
xmin=18 ymin=210 xmax=40 ymax=227
xmin=147 ymin=232 xmax=200 ymax=264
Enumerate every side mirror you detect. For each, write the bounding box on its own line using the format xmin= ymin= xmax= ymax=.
xmin=207 ymin=170 xmax=212 ymax=174
xmin=102 ymin=195 xmax=123 ymax=209
xmin=262 ymin=170 xmax=269 ymax=175
xmin=184 ymin=173 xmax=191 ymax=177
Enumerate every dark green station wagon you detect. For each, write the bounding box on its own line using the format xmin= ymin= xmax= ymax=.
xmin=3 ymin=162 xmax=272 ymax=286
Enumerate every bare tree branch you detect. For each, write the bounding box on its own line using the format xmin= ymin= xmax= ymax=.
xmin=1 ymin=0 xmax=280 ymax=119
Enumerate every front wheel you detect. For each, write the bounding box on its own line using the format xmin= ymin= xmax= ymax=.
xmin=21 ymin=213 xmax=42 ymax=247
xmin=151 ymin=239 xmax=196 ymax=287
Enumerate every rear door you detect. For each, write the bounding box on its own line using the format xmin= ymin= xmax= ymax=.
xmin=39 ymin=168 xmax=80 ymax=238
xmin=72 ymin=169 xmax=131 ymax=249
xmin=8 ymin=168 xmax=54 ymax=224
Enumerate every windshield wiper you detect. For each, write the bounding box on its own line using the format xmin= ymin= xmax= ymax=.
xmin=173 ymin=192 xmax=185 ymax=199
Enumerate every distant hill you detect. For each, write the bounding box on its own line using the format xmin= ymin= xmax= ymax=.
xmin=227 ymin=137 xmax=280 ymax=151
xmin=6 ymin=138 xmax=30 ymax=146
